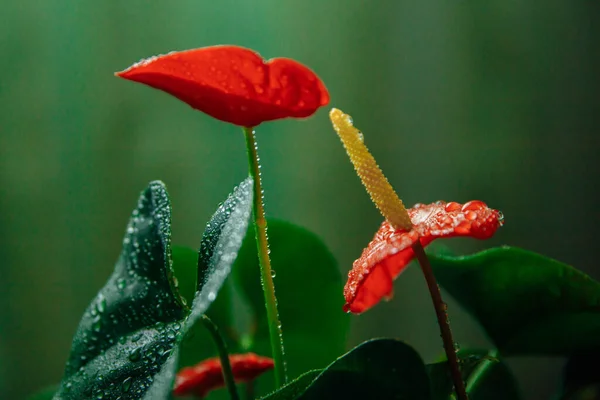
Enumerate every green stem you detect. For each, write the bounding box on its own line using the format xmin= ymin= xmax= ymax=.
xmin=244 ymin=380 xmax=255 ymax=400
xmin=242 ymin=126 xmax=287 ymax=388
xmin=465 ymin=349 xmax=499 ymax=394
xmin=200 ymin=315 xmax=240 ymax=400
xmin=412 ymin=242 xmax=468 ymax=400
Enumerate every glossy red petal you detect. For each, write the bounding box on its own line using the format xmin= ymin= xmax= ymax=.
xmin=343 ymin=200 xmax=503 ymax=314
xmin=173 ymin=353 xmax=274 ymax=398
xmin=115 ymin=45 xmax=330 ymax=127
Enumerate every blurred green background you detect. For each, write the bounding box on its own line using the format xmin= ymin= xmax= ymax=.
xmin=1 ymin=1 xmax=599 ymax=399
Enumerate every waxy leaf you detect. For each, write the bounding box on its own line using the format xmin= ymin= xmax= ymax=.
xmin=232 ymin=220 xmax=349 ymax=393
xmin=559 ymin=351 xmax=600 ymax=399
xmin=431 ymin=246 xmax=600 ymax=355
xmin=52 ymin=178 xmax=252 ymax=400
xmin=116 ymin=45 xmax=330 ymax=127
xmin=172 ymin=246 xmax=236 ymax=370
xmin=259 ymin=371 xmax=321 ymax=400
xmin=261 ymin=339 xmax=431 ymax=400
xmin=428 ymin=350 xmax=520 ymax=400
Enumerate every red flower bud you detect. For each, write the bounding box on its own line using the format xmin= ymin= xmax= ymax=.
xmin=173 ymin=353 xmax=274 ymax=398
xmin=116 ymin=45 xmax=330 ymax=127
xmin=344 ymin=200 xmax=504 ymax=314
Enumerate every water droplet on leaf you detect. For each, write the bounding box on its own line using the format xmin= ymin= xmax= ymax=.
xmin=129 ymin=347 xmax=142 ymax=362
xmin=122 ymin=377 xmax=132 ymax=392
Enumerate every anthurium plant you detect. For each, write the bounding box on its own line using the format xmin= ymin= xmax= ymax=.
xmin=29 ymin=45 xmax=600 ymax=400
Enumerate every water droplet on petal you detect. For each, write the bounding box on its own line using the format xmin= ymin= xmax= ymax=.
xmin=497 ymin=211 xmax=505 ymax=226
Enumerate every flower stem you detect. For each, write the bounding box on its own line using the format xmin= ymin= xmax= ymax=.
xmin=200 ymin=315 xmax=240 ymax=400
xmin=244 ymin=380 xmax=255 ymax=400
xmin=242 ymin=126 xmax=287 ymax=388
xmin=412 ymin=241 xmax=468 ymax=400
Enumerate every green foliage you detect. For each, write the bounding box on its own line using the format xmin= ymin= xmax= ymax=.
xmin=428 ymin=350 xmax=520 ymax=400
xmin=50 ymin=178 xmax=253 ymax=400
xmin=171 ymin=246 xmax=235 ymax=369
xmin=262 ymin=339 xmax=431 ymax=400
xmin=232 ymin=220 xmax=350 ymax=388
xmin=430 ymin=246 xmax=600 ymax=355
xmin=31 ymin=190 xmax=600 ymax=400
xmin=559 ymin=351 xmax=600 ymax=399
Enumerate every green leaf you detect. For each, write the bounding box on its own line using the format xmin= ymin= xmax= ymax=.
xmin=427 ymin=350 xmax=520 ymax=400
xmin=172 ymin=246 xmax=235 ymax=369
xmin=53 ymin=178 xmax=253 ymax=400
xmin=430 ymin=246 xmax=600 ymax=355
xmin=261 ymin=339 xmax=431 ymax=400
xmin=559 ymin=351 xmax=600 ymax=399
xmin=260 ymin=371 xmax=321 ymax=400
xmin=232 ymin=220 xmax=349 ymax=389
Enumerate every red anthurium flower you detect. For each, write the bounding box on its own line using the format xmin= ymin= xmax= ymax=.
xmin=343 ymin=200 xmax=503 ymax=314
xmin=173 ymin=353 xmax=274 ymax=398
xmin=329 ymin=108 xmax=504 ymax=314
xmin=115 ymin=45 xmax=330 ymax=127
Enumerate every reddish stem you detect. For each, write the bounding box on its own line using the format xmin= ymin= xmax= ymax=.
xmin=412 ymin=241 xmax=468 ymax=400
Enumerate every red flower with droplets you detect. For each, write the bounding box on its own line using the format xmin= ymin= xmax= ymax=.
xmin=173 ymin=353 xmax=274 ymax=398
xmin=344 ymin=200 xmax=504 ymax=314
xmin=115 ymin=45 xmax=330 ymax=127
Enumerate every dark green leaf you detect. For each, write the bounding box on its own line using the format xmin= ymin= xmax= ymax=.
xmin=560 ymin=351 xmax=600 ymax=399
xmin=232 ymin=220 xmax=349 ymax=391
xmin=262 ymin=339 xmax=431 ymax=400
xmin=172 ymin=246 xmax=235 ymax=369
xmin=428 ymin=350 xmax=520 ymax=400
xmin=260 ymin=371 xmax=321 ymax=400
xmin=53 ymin=178 xmax=253 ymax=400
xmin=171 ymin=246 xmax=200 ymax=305
xmin=561 ymin=386 xmax=600 ymax=400
xmin=430 ymin=246 xmax=600 ymax=355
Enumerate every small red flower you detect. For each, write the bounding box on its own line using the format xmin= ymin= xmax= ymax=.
xmin=115 ymin=45 xmax=330 ymax=127
xmin=344 ymin=200 xmax=503 ymax=314
xmin=173 ymin=353 xmax=274 ymax=398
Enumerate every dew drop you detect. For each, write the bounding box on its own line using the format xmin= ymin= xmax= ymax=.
xmin=497 ymin=211 xmax=505 ymax=226
xmin=207 ymin=291 xmax=216 ymax=302
xmin=92 ymin=318 xmax=102 ymax=333
xmin=97 ymin=296 xmax=107 ymax=314
xmin=128 ymin=347 xmax=142 ymax=362
xmin=357 ymin=131 xmax=364 ymax=142
xmin=465 ymin=211 xmax=478 ymax=221
xmin=454 ymin=342 xmax=461 ymax=352
xmin=271 ymin=270 xmax=276 ymax=278
xmin=117 ymin=278 xmax=127 ymax=290
xmin=122 ymin=377 xmax=133 ymax=392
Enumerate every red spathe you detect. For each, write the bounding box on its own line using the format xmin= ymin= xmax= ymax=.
xmin=116 ymin=45 xmax=330 ymax=127
xmin=344 ymin=200 xmax=503 ymax=314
